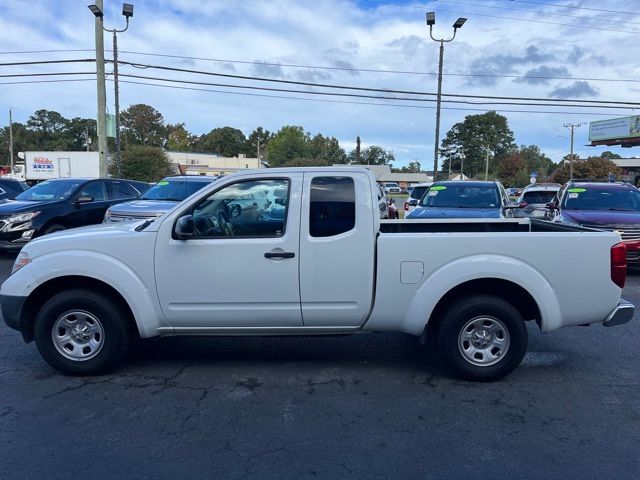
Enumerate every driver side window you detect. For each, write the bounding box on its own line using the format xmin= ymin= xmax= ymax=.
xmin=191 ymin=179 xmax=290 ymax=238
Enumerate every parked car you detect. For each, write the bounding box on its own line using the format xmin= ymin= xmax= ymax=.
xmin=383 ymin=182 xmax=401 ymax=194
xmin=548 ymin=181 xmax=640 ymax=265
xmin=376 ymin=182 xmax=389 ymax=219
xmin=0 ymin=178 xmax=149 ymax=250
xmin=104 ymin=176 xmax=220 ymax=223
xmin=406 ymin=181 xmax=514 ymax=219
xmin=506 ymin=187 xmax=522 ymax=198
xmin=514 ymin=183 xmax=561 ymax=218
xmin=0 ymin=178 xmax=29 ymax=201
xmin=2 ymin=167 xmax=633 ymax=381
xmin=403 ymin=182 xmax=432 ymax=212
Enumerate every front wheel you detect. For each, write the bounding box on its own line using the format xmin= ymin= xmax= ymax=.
xmin=34 ymin=289 xmax=131 ymax=375
xmin=436 ymin=294 xmax=527 ymax=382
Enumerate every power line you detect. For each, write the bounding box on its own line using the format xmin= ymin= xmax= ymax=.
xmin=3 ymin=49 xmax=640 ymax=85
xmin=114 ymin=78 xmax=622 ymax=116
xmin=386 ymin=2 xmax=640 ymax=34
xmin=0 ymin=72 xmax=95 ymax=79
xmin=0 ymin=79 xmax=94 ymax=85
xmin=114 ymin=59 xmax=640 ymax=106
xmin=0 ymin=49 xmax=93 ymax=55
xmin=437 ymin=0 xmax=640 ymax=26
xmin=117 ymin=72 xmax=640 ymax=110
xmin=504 ymin=0 xmax=639 ymax=16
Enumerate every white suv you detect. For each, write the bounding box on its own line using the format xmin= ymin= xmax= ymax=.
xmin=515 ymin=183 xmax=561 ymax=218
xmin=403 ymin=182 xmax=432 ymax=212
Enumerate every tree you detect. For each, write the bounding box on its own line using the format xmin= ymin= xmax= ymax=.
xmin=67 ymin=117 xmax=97 ymax=151
xmin=267 ymin=126 xmax=311 ymax=166
xmin=245 ymin=127 xmax=273 ymax=159
xmin=498 ymin=152 xmax=529 ymax=186
xmin=120 ymin=104 xmax=166 ymax=146
xmin=549 ymin=156 xmax=623 ymax=184
xmin=26 ymin=109 xmax=71 ymax=150
xmin=284 ymin=157 xmax=330 ymax=167
xmin=348 ymin=145 xmax=395 ymax=165
xmin=518 ymin=145 xmax=556 ymax=179
xmin=111 ymin=145 xmax=173 ymax=182
xmin=193 ymin=126 xmax=247 ymax=157
xmin=165 ymin=123 xmax=193 ymax=151
xmin=601 ymin=150 xmax=622 ymax=159
xmin=309 ymin=134 xmax=347 ymax=164
xmin=440 ymin=111 xmax=516 ymax=177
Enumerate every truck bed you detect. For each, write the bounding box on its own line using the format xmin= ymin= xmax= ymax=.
xmin=379 ymin=218 xmax=591 ymax=234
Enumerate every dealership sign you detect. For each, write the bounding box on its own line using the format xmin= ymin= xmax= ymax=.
xmin=589 ymin=115 xmax=640 ymax=142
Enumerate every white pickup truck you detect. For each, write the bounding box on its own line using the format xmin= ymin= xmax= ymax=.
xmin=1 ymin=167 xmax=634 ymax=381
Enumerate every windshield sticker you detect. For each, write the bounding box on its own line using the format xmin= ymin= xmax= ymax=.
xmin=157 ymin=181 xmax=169 ymax=186
xmin=427 ymin=190 xmax=438 ymax=196
xmin=568 ymin=192 xmax=579 ymax=199
xmin=431 ymin=185 xmax=447 ymax=191
xmin=567 ymin=188 xmax=586 ymax=193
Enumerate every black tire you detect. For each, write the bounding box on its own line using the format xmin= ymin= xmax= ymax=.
xmin=436 ymin=294 xmax=527 ymax=382
xmin=34 ymin=289 xmax=131 ymax=376
xmin=43 ymin=224 xmax=66 ymax=235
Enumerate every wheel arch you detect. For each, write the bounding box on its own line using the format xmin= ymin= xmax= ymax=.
xmin=21 ymin=276 xmax=139 ymax=342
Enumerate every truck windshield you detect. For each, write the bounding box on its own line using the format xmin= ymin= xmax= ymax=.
xmin=15 ymin=180 xmax=82 ymax=201
xmin=562 ymin=187 xmax=640 ymax=211
xmin=522 ymin=191 xmax=557 ymax=204
xmin=420 ymin=185 xmax=500 ymax=209
xmin=142 ymin=179 xmax=211 ymax=202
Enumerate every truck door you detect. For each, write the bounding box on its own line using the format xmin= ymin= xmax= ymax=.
xmin=58 ymin=158 xmax=71 ymax=178
xmin=299 ymin=172 xmax=376 ymax=327
xmin=154 ymin=174 xmax=303 ymax=329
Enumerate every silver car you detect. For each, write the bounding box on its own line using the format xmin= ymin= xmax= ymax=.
xmin=104 ymin=175 xmax=220 ymax=223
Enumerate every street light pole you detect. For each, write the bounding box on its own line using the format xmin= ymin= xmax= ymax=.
xmin=89 ymin=3 xmax=133 ymax=178
xmin=90 ymin=0 xmax=108 ymax=177
xmin=427 ymin=12 xmax=466 ymax=182
xmin=8 ymin=108 xmax=13 ymax=172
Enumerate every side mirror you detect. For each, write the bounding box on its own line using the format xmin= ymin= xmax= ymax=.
xmin=546 ymin=202 xmax=558 ymax=210
xmin=76 ymin=195 xmax=93 ymax=204
xmin=175 ymin=215 xmax=194 ymax=239
xmin=519 ymin=201 xmax=528 ymax=208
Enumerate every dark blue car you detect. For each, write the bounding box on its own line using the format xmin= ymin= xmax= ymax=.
xmin=406 ymin=181 xmax=512 ymax=219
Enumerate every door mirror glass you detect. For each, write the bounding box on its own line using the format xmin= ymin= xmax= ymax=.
xmin=546 ymin=202 xmax=558 ymax=210
xmin=175 ymin=215 xmax=194 ymax=239
xmin=76 ymin=195 xmax=93 ymax=204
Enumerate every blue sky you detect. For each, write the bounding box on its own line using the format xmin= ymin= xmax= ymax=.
xmin=1 ymin=0 xmax=639 ymax=167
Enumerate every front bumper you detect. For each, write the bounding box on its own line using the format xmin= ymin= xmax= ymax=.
xmin=603 ymin=299 xmax=635 ymax=327
xmin=0 ymin=294 xmax=30 ymax=341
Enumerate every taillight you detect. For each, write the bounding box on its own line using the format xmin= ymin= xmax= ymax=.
xmin=404 ymin=202 xmax=409 ymax=211
xmin=611 ymin=242 xmax=627 ymax=289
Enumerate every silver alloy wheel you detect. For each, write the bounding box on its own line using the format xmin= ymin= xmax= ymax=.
xmin=458 ymin=316 xmax=510 ymax=367
xmin=51 ymin=310 xmax=104 ymax=361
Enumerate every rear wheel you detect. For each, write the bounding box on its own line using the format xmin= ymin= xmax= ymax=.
xmin=436 ymin=294 xmax=527 ymax=381
xmin=34 ymin=289 xmax=131 ymax=375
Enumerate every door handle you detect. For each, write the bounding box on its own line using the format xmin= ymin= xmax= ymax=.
xmin=264 ymin=251 xmax=295 ymax=259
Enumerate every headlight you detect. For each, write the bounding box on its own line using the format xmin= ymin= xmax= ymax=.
xmin=12 ymin=252 xmax=31 ymax=274
xmin=104 ymin=210 xmax=112 ymax=223
xmin=6 ymin=211 xmax=40 ymax=224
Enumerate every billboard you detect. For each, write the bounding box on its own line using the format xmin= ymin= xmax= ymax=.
xmin=589 ymin=115 xmax=640 ymax=142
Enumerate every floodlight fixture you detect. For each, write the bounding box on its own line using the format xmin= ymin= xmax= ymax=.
xmin=88 ymin=4 xmax=104 ymax=18
xmin=453 ymin=17 xmax=467 ymax=29
xmin=122 ymin=3 xmax=134 ymax=18
xmin=426 ymin=12 xmax=436 ymax=26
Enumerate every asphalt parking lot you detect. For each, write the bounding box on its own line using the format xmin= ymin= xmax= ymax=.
xmin=1 ymin=253 xmax=639 ymax=480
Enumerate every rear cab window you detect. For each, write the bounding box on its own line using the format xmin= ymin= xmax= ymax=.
xmin=309 ymin=177 xmax=356 ymax=237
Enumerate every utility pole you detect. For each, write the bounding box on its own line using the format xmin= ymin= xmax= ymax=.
xmin=91 ymin=0 xmax=108 ymax=177
xmin=85 ymin=126 xmax=90 ymax=152
xmin=355 ymin=135 xmax=361 ymax=164
xmin=8 ymin=108 xmax=13 ymax=171
xmin=564 ymin=122 xmax=582 ymax=181
xmin=256 ymin=138 xmax=261 ymax=169
xmin=460 ymin=152 xmax=465 ymax=181
xmin=89 ymin=2 xmax=134 ymax=177
xmin=485 ymin=147 xmax=490 ymax=181
xmin=427 ymin=12 xmax=467 ymax=182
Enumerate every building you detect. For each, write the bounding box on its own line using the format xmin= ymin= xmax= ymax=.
xmin=167 ymin=151 xmax=262 ymax=176
xmin=335 ymin=164 xmax=432 ymax=188
xmin=611 ymin=158 xmax=640 ymax=185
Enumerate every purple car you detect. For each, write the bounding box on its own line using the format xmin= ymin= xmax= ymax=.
xmin=548 ymin=181 xmax=640 ymax=265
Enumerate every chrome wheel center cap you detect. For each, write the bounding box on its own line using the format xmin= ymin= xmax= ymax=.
xmin=472 ymin=329 xmax=492 ymax=348
xmin=71 ymin=323 xmax=92 ymax=343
